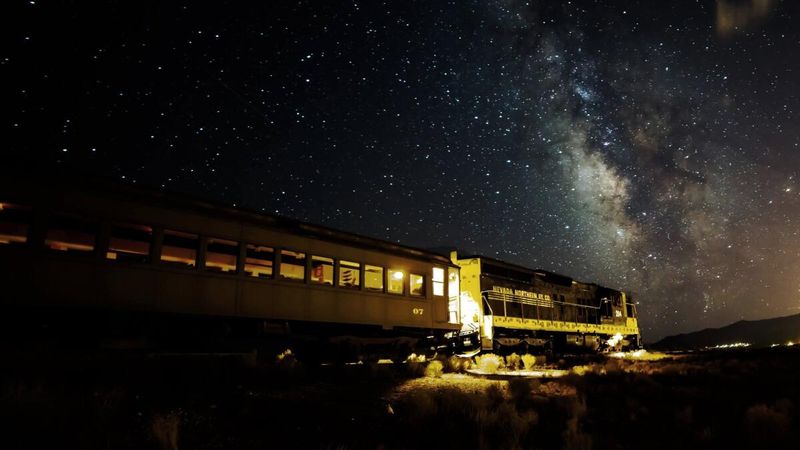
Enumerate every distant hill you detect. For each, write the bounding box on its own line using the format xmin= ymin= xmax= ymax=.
xmin=652 ymin=313 xmax=800 ymax=350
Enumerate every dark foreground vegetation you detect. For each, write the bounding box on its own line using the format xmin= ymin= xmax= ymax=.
xmin=2 ymin=346 xmax=799 ymax=450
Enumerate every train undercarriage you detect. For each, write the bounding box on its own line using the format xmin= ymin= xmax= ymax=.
xmin=451 ymin=326 xmax=641 ymax=357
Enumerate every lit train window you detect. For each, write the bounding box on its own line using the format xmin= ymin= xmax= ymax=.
xmin=279 ymin=250 xmax=306 ymax=281
xmin=432 ymin=267 xmax=445 ymax=296
xmin=206 ymin=238 xmax=239 ymax=273
xmin=447 ymin=267 xmax=459 ymax=323
xmin=107 ymin=223 xmax=152 ymax=263
xmin=45 ymin=213 xmax=96 ymax=253
xmin=244 ymin=245 xmax=273 ymax=278
xmin=410 ymin=273 xmax=424 ymax=296
xmin=364 ymin=265 xmax=384 ymax=291
xmin=339 ymin=260 xmax=360 ymax=289
xmin=387 ymin=269 xmax=404 ymax=295
xmin=160 ymin=230 xmax=198 ymax=267
xmin=0 ymin=203 xmax=31 ymax=245
xmin=310 ymin=256 xmax=333 ymax=285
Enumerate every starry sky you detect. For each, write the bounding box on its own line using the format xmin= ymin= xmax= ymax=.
xmin=5 ymin=0 xmax=800 ymax=341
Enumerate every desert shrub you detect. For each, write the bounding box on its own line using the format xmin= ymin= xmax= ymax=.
xmin=406 ymin=353 xmax=426 ymax=363
xmin=571 ymin=365 xmax=594 ymax=376
xmin=475 ymin=353 xmax=503 ymax=374
xmin=506 ymin=353 xmax=521 ymax=371
xmin=425 ymin=360 xmax=444 ymax=378
xmin=150 ymin=411 xmax=181 ymax=450
xmin=521 ymin=354 xmax=537 ymax=371
xmin=402 ymin=390 xmax=439 ymax=419
xmin=744 ymin=402 xmax=791 ymax=436
xmin=447 ymin=355 xmax=472 ymax=373
xmin=404 ymin=353 xmax=427 ymax=377
xmin=274 ymin=348 xmax=302 ymax=375
xmin=563 ymin=397 xmax=591 ymax=450
xmin=276 ymin=349 xmax=296 ymax=366
xmin=508 ymin=378 xmax=540 ymax=408
xmin=601 ymin=358 xmax=622 ymax=374
xmin=477 ymin=400 xmax=537 ymax=450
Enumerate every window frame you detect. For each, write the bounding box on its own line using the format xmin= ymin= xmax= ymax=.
xmin=159 ymin=229 xmax=200 ymax=268
xmin=44 ymin=212 xmax=98 ymax=255
xmin=387 ymin=269 xmax=405 ymax=295
xmin=278 ymin=248 xmax=307 ymax=282
xmin=106 ymin=222 xmax=153 ymax=264
xmin=244 ymin=243 xmax=275 ymax=279
xmin=338 ymin=259 xmax=361 ymax=289
xmin=409 ymin=272 xmax=425 ymax=297
xmin=0 ymin=202 xmax=32 ymax=246
xmin=310 ymin=255 xmax=335 ymax=286
xmin=432 ymin=267 xmax=445 ymax=297
xmin=204 ymin=237 xmax=240 ymax=274
xmin=363 ymin=264 xmax=385 ymax=292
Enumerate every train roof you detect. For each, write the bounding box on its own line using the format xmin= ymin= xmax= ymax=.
xmin=458 ymin=253 xmax=624 ymax=292
xmin=0 ymin=172 xmax=455 ymax=267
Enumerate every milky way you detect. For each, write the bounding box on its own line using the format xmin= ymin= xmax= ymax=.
xmin=6 ymin=0 xmax=800 ymax=340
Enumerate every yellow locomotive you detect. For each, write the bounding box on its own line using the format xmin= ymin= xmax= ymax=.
xmin=452 ymin=254 xmax=640 ymax=354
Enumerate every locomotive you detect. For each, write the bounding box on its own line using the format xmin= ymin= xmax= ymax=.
xmin=0 ymin=175 xmax=639 ymax=358
xmin=451 ymin=254 xmax=640 ymax=355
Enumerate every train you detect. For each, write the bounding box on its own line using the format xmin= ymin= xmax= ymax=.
xmin=0 ymin=175 xmax=640 ymax=360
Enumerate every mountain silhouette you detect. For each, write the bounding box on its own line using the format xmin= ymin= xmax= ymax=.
xmin=652 ymin=313 xmax=800 ymax=350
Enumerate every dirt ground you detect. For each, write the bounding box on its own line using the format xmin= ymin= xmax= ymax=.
xmin=1 ymin=347 xmax=798 ymax=449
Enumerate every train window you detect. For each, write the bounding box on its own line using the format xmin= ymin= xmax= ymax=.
xmin=364 ymin=265 xmax=384 ymax=291
xmin=244 ymin=245 xmax=273 ymax=278
xmin=506 ymin=301 xmax=522 ymax=318
xmin=206 ymin=238 xmax=238 ymax=273
xmin=107 ymin=223 xmax=152 ymax=263
xmin=279 ymin=250 xmax=306 ymax=281
xmin=339 ymin=260 xmax=361 ymax=289
xmin=447 ymin=267 xmax=460 ymax=324
xmin=160 ymin=230 xmax=198 ymax=267
xmin=0 ymin=203 xmax=31 ymax=245
xmin=387 ymin=269 xmax=404 ymax=295
xmin=45 ymin=213 xmax=96 ymax=253
xmin=524 ymin=304 xmax=538 ymax=319
xmin=310 ymin=256 xmax=334 ymax=285
xmin=432 ymin=267 xmax=445 ymax=296
xmin=410 ymin=273 xmax=424 ymax=296
xmin=488 ymin=299 xmax=505 ymax=316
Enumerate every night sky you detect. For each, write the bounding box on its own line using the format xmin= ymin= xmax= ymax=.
xmin=6 ymin=1 xmax=800 ymax=341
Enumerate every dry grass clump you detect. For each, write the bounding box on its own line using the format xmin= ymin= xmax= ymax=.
xmin=571 ymin=365 xmax=594 ymax=376
xmin=562 ymin=396 xmax=591 ymax=450
xmin=538 ymin=381 xmax=577 ymax=397
xmin=521 ymin=354 xmax=537 ymax=371
xmin=150 ymin=411 xmax=181 ymax=450
xmin=424 ymin=360 xmax=444 ymax=378
xmin=405 ymin=353 xmax=426 ymax=363
xmin=447 ymin=355 xmax=473 ymax=373
xmin=505 ymin=353 xmax=522 ymax=370
xmin=395 ymin=383 xmax=539 ymax=450
xmin=275 ymin=349 xmax=297 ymax=368
xmin=744 ymin=400 xmax=793 ymax=438
xmin=475 ymin=353 xmax=504 ymax=374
